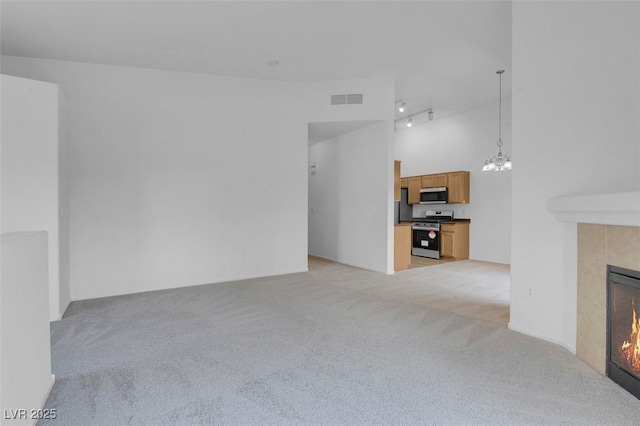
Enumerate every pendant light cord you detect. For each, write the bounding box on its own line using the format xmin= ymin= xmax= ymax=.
xmin=499 ymin=71 xmax=502 ymax=142
xmin=497 ymin=70 xmax=504 ymax=152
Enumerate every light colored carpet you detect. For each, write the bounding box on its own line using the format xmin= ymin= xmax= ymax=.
xmin=41 ymin=258 xmax=640 ymax=425
xmin=328 ymin=257 xmax=510 ymax=325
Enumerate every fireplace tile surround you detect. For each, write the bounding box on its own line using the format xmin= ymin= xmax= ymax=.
xmin=577 ymin=224 xmax=640 ymax=374
xmin=547 ymin=191 xmax=640 ymax=380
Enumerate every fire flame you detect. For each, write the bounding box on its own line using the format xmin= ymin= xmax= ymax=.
xmin=620 ymin=298 xmax=640 ymax=372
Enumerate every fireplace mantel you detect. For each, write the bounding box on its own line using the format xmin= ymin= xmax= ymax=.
xmin=547 ymin=191 xmax=640 ymax=226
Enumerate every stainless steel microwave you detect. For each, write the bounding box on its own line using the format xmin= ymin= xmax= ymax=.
xmin=419 ymin=187 xmax=447 ymax=204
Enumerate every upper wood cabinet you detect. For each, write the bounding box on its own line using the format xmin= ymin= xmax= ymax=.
xmin=447 ymin=171 xmax=470 ymax=204
xmin=408 ymin=177 xmax=421 ymax=205
xmin=402 ymin=170 xmax=469 ymax=205
xmin=434 ymin=173 xmax=448 ymax=188
xmin=421 ymin=175 xmax=434 ymax=189
xmin=419 ymin=173 xmax=448 ymax=189
xmin=394 ymin=161 xmax=401 ymax=202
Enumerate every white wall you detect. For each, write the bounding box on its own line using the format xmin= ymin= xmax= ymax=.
xmin=1 ymin=57 xmax=309 ymax=301
xmin=1 ymin=232 xmax=54 ymax=425
xmin=0 ymin=74 xmax=69 ymax=321
xmin=395 ymin=101 xmax=512 ymax=264
xmin=309 ymin=121 xmax=390 ymax=273
xmin=510 ymin=1 xmax=640 ymax=350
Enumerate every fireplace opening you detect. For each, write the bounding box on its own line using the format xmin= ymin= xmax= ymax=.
xmin=607 ymin=265 xmax=640 ymax=399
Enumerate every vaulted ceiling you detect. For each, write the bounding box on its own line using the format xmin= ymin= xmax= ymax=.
xmin=1 ymin=1 xmax=511 ymax=120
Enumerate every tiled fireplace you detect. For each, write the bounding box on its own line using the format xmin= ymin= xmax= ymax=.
xmin=577 ymin=224 xmax=640 ymax=375
xmin=548 ymin=191 xmax=640 ymax=396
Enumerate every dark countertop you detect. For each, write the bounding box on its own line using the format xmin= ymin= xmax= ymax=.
xmin=402 ymin=218 xmax=471 ymax=223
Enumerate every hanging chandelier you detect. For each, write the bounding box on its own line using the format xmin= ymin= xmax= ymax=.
xmin=482 ymin=70 xmax=511 ymax=171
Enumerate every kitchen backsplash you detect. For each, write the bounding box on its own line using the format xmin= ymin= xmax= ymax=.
xmin=412 ymin=204 xmax=470 ymax=219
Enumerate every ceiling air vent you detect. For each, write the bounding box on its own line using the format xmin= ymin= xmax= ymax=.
xmin=347 ymin=93 xmax=363 ymax=104
xmin=331 ymin=94 xmax=347 ymax=105
xmin=330 ymin=93 xmax=363 ymax=105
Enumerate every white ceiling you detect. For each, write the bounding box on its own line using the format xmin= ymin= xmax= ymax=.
xmin=0 ymin=1 xmax=512 ymax=122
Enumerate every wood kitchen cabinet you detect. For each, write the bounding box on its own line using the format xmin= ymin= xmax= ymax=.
xmin=394 ymin=224 xmax=412 ymax=271
xmin=394 ymin=161 xmax=401 ymax=202
xmin=440 ymin=222 xmax=469 ymax=260
xmin=434 ymin=173 xmax=448 ymax=188
xmin=420 ymin=173 xmax=447 ymax=189
xmin=421 ymin=175 xmax=434 ymax=189
xmin=447 ymin=171 xmax=470 ymax=204
xmin=408 ymin=177 xmax=422 ymax=205
xmin=404 ymin=170 xmax=469 ymax=205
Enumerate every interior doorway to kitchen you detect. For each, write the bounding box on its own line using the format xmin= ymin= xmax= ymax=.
xmin=307 ymin=120 xmax=392 ymax=274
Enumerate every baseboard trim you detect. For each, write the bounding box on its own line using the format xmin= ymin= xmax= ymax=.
xmin=35 ymin=374 xmax=56 ymax=419
xmin=508 ymin=322 xmax=576 ymax=355
xmin=70 ymin=267 xmax=309 ymax=302
xmin=57 ymin=300 xmax=71 ymax=321
xmin=562 ymin=342 xmax=577 ymax=355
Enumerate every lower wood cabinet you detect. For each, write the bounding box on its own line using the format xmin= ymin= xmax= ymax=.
xmin=440 ymin=222 xmax=469 ymax=260
xmin=441 ymin=231 xmax=454 ymax=258
xmin=394 ymin=225 xmax=412 ymax=271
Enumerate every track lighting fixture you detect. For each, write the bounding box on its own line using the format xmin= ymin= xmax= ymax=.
xmin=393 ymin=108 xmax=433 ymax=130
xmin=395 ymin=100 xmax=407 ymax=113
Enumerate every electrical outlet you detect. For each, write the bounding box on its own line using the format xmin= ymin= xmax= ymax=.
xmin=527 ymin=288 xmax=534 ymax=298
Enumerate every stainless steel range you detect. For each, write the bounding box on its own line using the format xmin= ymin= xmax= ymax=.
xmin=411 ymin=210 xmax=454 ymax=259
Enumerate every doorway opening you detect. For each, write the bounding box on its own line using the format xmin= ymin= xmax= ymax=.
xmin=307 ymin=120 xmax=390 ymax=274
